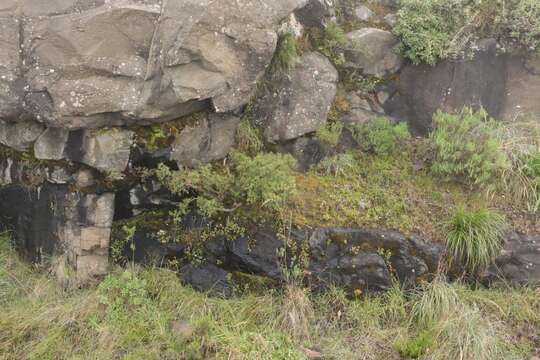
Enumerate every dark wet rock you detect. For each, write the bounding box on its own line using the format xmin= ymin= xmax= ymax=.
xmin=502 ymin=55 xmax=540 ymax=121
xmin=171 ymin=113 xmax=240 ymax=168
xmin=257 ymin=52 xmax=338 ymax=143
xmin=0 ymin=181 xmax=114 ymax=281
xmin=181 ymin=262 xmax=232 ymax=297
xmin=345 ymin=29 xmax=404 ymax=78
xmin=484 ymin=233 xmax=540 ymax=285
xmin=295 ymin=0 xmax=335 ymax=28
xmin=229 ymin=232 xmax=284 ymax=280
xmin=308 ymin=228 xmax=443 ymax=292
xmin=280 ymin=136 xmax=332 ymax=171
xmin=122 ymin=228 xmax=186 ymax=267
xmin=385 ymin=41 xmax=507 ymax=134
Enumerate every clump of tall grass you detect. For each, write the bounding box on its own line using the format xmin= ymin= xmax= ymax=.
xmin=411 ymin=275 xmax=461 ymax=326
xmin=445 ymin=207 xmax=507 ymax=274
xmin=271 ymin=33 xmax=299 ymax=73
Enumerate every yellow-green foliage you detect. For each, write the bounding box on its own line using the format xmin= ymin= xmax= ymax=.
xmin=431 ymin=108 xmax=508 ymax=185
xmin=307 ymin=21 xmax=348 ymax=67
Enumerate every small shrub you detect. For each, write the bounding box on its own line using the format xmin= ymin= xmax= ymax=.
xmin=395 ymin=330 xmax=434 ymax=359
xmin=508 ymin=0 xmax=540 ymax=51
xmin=350 ymin=117 xmax=410 ymax=156
xmin=315 ymin=122 xmax=343 ymax=147
xmin=430 ymin=108 xmax=508 ymax=185
xmin=231 ymin=151 xmax=297 ymax=211
xmin=271 ymin=33 xmax=299 ymax=73
xmin=394 ymin=0 xmax=540 ymax=64
xmin=316 ymin=153 xmax=356 ymax=177
xmin=308 ymin=21 xmax=348 ymax=67
xmin=445 ymin=207 xmax=507 ymax=274
xmin=394 ymin=0 xmax=465 ymax=65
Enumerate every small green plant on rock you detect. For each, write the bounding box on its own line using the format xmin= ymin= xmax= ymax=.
xmin=349 ymin=117 xmax=410 ymax=156
xmin=431 ymin=107 xmax=508 ymax=186
xmin=315 ymin=122 xmax=343 ymax=147
xmin=271 ymin=33 xmax=299 ymax=73
xmin=445 ymin=207 xmax=507 ymax=274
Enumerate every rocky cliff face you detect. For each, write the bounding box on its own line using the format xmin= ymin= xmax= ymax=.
xmin=0 ymin=0 xmax=538 ymax=290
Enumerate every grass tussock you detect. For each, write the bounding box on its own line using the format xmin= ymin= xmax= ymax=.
xmin=445 ymin=207 xmax=507 ymax=274
xmin=1 ymin=234 xmax=539 ymax=359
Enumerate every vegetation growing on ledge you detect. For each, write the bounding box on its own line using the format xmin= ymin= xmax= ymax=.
xmin=394 ymin=0 xmax=540 ymax=65
xmin=1 ymin=236 xmax=538 ymax=359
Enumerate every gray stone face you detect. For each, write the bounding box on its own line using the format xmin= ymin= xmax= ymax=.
xmin=34 ymin=128 xmax=70 ymax=160
xmin=384 ymin=42 xmax=508 ymax=134
xmin=0 ymin=120 xmax=44 ymax=151
xmin=502 ymin=55 xmax=540 ymax=121
xmin=257 ymin=52 xmax=338 ymax=143
xmin=0 ymin=0 xmax=306 ymax=130
xmin=345 ymin=28 xmax=404 ymax=78
xmin=171 ymin=113 xmax=240 ymax=168
xmin=354 ymin=5 xmax=374 ymax=22
xmin=295 ymin=0 xmax=334 ymax=28
xmin=73 ymin=129 xmax=134 ymax=173
xmin=340 ymin=93 xmax=381 ymax=125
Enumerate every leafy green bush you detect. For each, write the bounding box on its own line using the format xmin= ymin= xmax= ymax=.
xmin=231 ymin=151 xmax=297 ymax=211
xmin=509 ymin=0 xmax=540 ymax=51
xmin=271 ymin=33 xmax=299 ymax=73
xmin=394 ymin=0 xmax=465 ymax=65
xmin=430 ymin=108 xmax=508 ymax=185
xmin=350 ymin=117 xmax=410 ymax=156
xmin=156 ymin=151 xmax=297 ymax=216
xmin=394 ymin=0 xmax=540 ymax=65
xmin=445 ymin=207 xmax=507 ymax=273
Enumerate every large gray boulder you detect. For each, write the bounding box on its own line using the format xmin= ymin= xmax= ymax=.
xmin=257 ymin=52 xmax=338 ymax=143
xmin=345 ymin=28 xmax=404 ymax=78
xmin=384 ymin=41 xmax=508 ymax=134
xmin=171 ymin=113 xmax=240 ymax=168
xmin=0 ymin=0 xmax=306 ymax=129
xmin=502 ymin=55 xmax=540 ymax=121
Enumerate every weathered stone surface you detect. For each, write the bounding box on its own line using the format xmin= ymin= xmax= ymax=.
xmin=258 ymin=52 xmax=338 ymax=143
xmin=0 ymin=120 xmax=44 ymax=151
xmin=502 ymin=55 xmax=540 ymax=122
xmin=345 ymin=28 xmax=404 ymax=78
xmin=230 ymin=232 xmax=284 ymax=280
xmin=0 ymin=180 xmax=114 ymax=281
xmin=309 ymin=228 xmax=443 ymax=292
xmin=171 ymin=113 xmax=240 ymax=168
xmin=354 ymin=5 xmax=374 ymax=22
xmin=385 ymin=41 xmax=507 ymax=134
xmin=11 ymin=0 xmax=307 ymax=129
xmin=0 ymin=17 xmax=23 ymax=121
xmin=181 ymin=262 xmax=232 ymax=297
xmin=34 ymin=128 xmax=70 ymax=160
xmin=340 ymin=93 xmax=381 ymax=125
xmin=295 ymin=0 xmax=334 ymax=28
xmin=280 ymin=136 xmax=332 ymax=171
xmin=484 ymin=233 xmax=540 ymax=285
xmin=65 ymin=129 xmax=134 ymax=173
